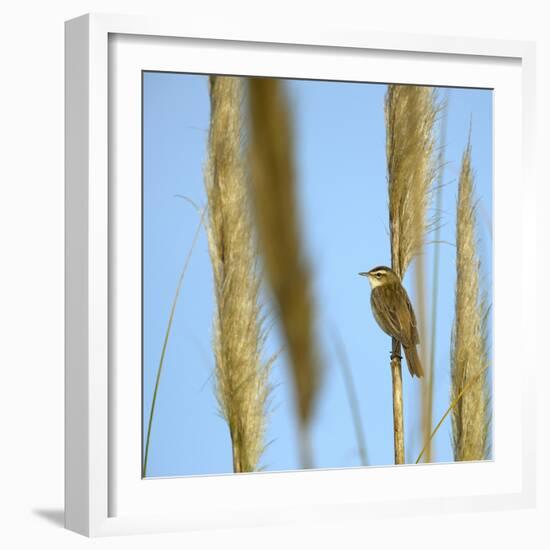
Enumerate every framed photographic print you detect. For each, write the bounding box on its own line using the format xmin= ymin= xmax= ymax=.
xmin=65 ymin=13 xmax=536 ymax=537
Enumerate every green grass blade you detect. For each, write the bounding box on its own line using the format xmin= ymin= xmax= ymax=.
xmin=142 ymin=205 xmax=205 ymax=478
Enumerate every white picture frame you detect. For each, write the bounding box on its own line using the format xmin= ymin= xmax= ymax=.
xmin=65 ymin=12 xmax=537 ymax=537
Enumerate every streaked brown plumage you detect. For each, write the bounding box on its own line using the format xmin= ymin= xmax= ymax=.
xmin=359 ymin=266 xmax=424 ymax=378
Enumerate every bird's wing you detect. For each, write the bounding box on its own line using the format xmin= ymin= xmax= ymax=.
xmin=371 ymin=285 xmax=402 ymax=339
xmin=371 ymin=289 xmax=398 ymax=337
xmin=371 ymin=284 xmax=418 ymax=347
xmin=403 ymin=289 xmax=419 ymax=345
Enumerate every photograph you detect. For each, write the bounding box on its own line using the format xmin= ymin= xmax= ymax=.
xmin=141 ymin=72 xmax=493 ymax=478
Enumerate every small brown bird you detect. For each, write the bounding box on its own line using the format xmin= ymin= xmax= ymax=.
xmin=359 ymin=266 xmax=424 ymax=378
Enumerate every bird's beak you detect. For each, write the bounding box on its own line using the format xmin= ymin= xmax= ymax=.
xmin=358 ymin=272 xmax=369 ymax=277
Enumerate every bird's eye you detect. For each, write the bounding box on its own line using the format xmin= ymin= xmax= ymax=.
xmin=375 ymin=273 xmax=381 ymax=279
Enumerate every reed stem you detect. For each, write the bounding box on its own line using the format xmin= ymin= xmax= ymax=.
xmin=415 ymin=253 xmax=429 ymax=462
xmin=422 ymin=91 xmax=449 ymax=464
xmin=385 ymin=84 xmax=438 ymax=465
xmin=390 ymin=338 xmax=405 ymax=464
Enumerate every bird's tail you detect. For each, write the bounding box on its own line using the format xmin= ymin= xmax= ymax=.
xmin=404 ymin=345 xmax=424 ymax=378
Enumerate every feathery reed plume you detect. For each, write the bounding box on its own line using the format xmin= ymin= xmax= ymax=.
xmin=205 ymin=76 xmax=272 ymax=473
xmin=247 ymin=77 xmax=320 ymax=469
xmin=451 ymin=141 xmax=490 ymax=461
xmin=386 ymin=85 xmax=438 ymax=279
xmin=385 ymin=84 xmax=438 ymax=464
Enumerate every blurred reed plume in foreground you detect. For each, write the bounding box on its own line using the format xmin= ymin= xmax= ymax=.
xmin=205 ymin=76 xmax=273 ymax=473
xmin=247 ymin=77 xmax=320 ymax=469
xmin=451 ymin=142 xmax=490 ymax=461
xmin=385 ymin=84 xmax=438 ymax=464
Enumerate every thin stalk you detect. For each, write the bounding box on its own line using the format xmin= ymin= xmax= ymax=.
xmin=390 ymin=338 xmax=405 ymax=464
xmin=298 ymin=426 xmax=313 ymax=471
xmin=333 ymin=330 xmax=369 ymax=466
xmin=422 ymin=91 xmax=449 ymax=463
xmin=389 ymin=191 xmax=405 ymax=466
xmin=142 ymin=208 xmax=205 ymax=478
xmin=415 ymin=253 xmax=429 ymax=462
xmin=389 ymin=204 xmax=405 ymax=465
xmin=415 ymin=365 xmax=488 ymax=464
xmin=389 ymin=202 xmax=405 ymax=465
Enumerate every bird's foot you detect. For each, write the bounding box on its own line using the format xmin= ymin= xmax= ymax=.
xmin=390 ymin=351 xmax=402 ymax=361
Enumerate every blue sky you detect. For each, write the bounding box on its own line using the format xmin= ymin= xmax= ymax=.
xmin=142 ymin=72 xmax=493 ymax=477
